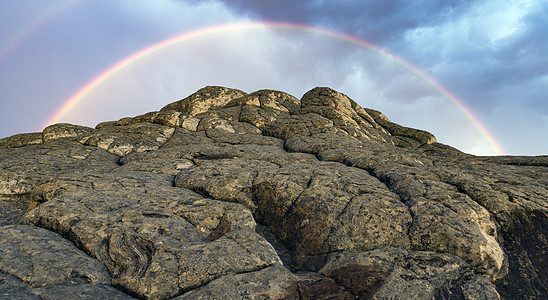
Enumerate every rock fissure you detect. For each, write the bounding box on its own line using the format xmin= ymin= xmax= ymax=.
xmin=283 ymin=180 xmax=313 ymax=220
xmin=444 ymin=175 xmax=515 ymax=217
xmin=176 ymin=263 xmax=276 ymax=298
xmin=441 ymin=178 xmax=504 ymax=230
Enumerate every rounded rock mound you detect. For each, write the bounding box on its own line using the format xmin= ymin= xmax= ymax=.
xmin=0 ymin=86 xmax=546 ymax=299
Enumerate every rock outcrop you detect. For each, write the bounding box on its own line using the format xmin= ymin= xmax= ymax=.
xmin=1 ymin=86 xmax=546 ymax=299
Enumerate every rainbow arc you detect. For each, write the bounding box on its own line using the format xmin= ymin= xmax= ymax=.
xmin=41 ymin=22 xmax=505 ymax=155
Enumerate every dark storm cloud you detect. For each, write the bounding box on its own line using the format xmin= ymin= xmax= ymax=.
xmin=408 ymin=0 xmax=548 ymax=114
xmin=491 ymin=4 xmax=548 ymax=86
xmin=193 ymin=0 xmax=547 ymax=104
xmin=207 ymin=0 xmax=547 ymax=115
xmin=204 ymin=0 xmax=473 ymax=44
xmin=203 ymin=0 xmax=547 ymax=155
xmin=208 ymin=1 xmax=546 ymax=78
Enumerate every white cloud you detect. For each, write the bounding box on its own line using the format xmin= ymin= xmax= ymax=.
xmin=57 ymin=26 xmax=500 ymax=155
xmin=402 ymin=0 xmax=545 ymax=86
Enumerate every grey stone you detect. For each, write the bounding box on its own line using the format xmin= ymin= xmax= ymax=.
xmin=0 ymin=196 xmax=31 ymax=226
xmin=0 ymin=139 xmax=119 ymax=195
xmin=320 ymin=247 xmax=500 ymax=300
xmin=239 ymin=105 xmax=291 ymax=130
xmin=226 ymin=89 xmax=301 ymax=114
xmin=0 ymin=86 xmax=546 ymax=299
xmin=461 ymin=275 xmax=501 ymax=300
xmin=177 ymin=158 xmax=412 ymax=270
xmin=262 ymin=113 xmax=334 ymax=140
xmin=79 ymin=122 xmax=176 ymax=156
xmin=176 ymin=265 xmax=296 ymax=299
xmin=0 ymin=225 xmax=111 ymax=288
xmin=35 ymin=284 xmax=136 ymax=300
xmin=21 ymin=186 xmax=280 ymax=299
xmin=42 ymin=123 xmax=97 ymax=142
xmin=0 ymin=271 xmax=135 ymax=300
xmin=0 ymin=132 xmax=43 ymax=148
xmin=0 ymin=272 xmax=41 ymax=300
xmin=160 ymin=86 xmax=247 ymax=116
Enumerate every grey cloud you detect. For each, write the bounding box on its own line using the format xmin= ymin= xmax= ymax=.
xmin=392 ymin=0 xmax=548 ymax=115
xmin=206 ymin=0 xmax=476 ymax=44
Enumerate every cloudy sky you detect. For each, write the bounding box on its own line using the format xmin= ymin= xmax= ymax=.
xmin=1 ymin=0 xmax=546 ymax=155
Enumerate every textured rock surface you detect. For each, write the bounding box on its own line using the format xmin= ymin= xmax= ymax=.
xmin=0 ymin=225 xmax=133 ymax=299
xmin=1 ymin=86 xmax=547 ymax=299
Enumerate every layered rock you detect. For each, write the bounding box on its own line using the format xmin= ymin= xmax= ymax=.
xmin=1 ymin=86 xmax=546 ymax=299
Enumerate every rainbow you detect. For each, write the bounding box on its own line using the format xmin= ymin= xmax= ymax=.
xmin=43 ymin=22 xmax=505 ymax=155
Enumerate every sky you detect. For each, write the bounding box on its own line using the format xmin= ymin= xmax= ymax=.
xmin=0 ymin=0 xmax=547 ymax=156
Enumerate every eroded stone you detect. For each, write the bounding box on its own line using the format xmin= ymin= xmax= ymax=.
xmin=0 ymin=225 xmax=111 ymax=288
xmin=22 ymin=186 xmax=280 ymax=299
xmin=0 ymin=86 xmax=545 ymax=299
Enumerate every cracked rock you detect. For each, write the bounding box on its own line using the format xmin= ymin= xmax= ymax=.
xmin=1 ymin=86 xmax=546 ymax=299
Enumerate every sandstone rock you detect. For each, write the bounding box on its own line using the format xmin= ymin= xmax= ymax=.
xmin=79 ymin=122 xmax=176 ymax=156
xmin=0 ymin=272 xmax=42 ymax=299
xmin=0 ymin=132 xmax=43 ymax=148
xmin=42 ymin=123 xmax=96 ymax=142
xmin=239 ymin=104 xmax=291 ymax=129
xmin=160 ymin=86 xmax=247 ymax=116
xmin=301 ymin=87 xmax=367 ymax=125
xmin=0 ymin=139 xmax=119 ymax=195
xmin=0 ymin=271 xmax=134 ymax=300
xmin=365 ymin=106 xmax=437 ymax=146
xmin=0 ymin=196 xmax=31 ymax=226
xmin=176 ymin=157 xmax=412 ymax=270
xmin=175 ymin=265 xmax=296 ymax=299
xmin=262 ymin=113 xmax=334 ymax=140
xmin=0 ymin=225 xmax=130 ymax=299
xmin=0 ymin=225 xmax=111 ymax=287
xmin=282 ymin=271 xmax=375 ymax=299
xmin=319 ymin=247 xmax=500 ymax=300
xmin=21 ymin=186 xmax=280 ymax=299
xmin=226 ymin=89 xmax=301 ymax=113
xmin=34 ymin=284 xmax=135 ymax=300
xmin=0 ymin=86 xmax=546 ymax=299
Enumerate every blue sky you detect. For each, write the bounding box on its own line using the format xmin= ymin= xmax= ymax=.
xmin=1 ymin=0 xmax=546 ymax=155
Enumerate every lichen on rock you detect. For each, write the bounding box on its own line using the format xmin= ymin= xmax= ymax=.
xmin=1 ymin=86 xmax=547 ymax=299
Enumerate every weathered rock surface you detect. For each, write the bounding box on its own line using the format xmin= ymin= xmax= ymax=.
xmin=1 ymin=86 xmax=547 ymax=299
xmin=0 ymin=225 xmax=133 ymax=299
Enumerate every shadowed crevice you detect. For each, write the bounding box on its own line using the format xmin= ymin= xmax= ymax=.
xmin=282 ymin=264 xmax=389 ymax=300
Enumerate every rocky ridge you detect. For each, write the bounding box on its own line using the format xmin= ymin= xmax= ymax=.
xmin=0 ymin=86 xmax=546 ymax=299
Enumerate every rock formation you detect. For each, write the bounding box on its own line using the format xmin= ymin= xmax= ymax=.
xmin=1 ymin=86 xmax=546 ymax=299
